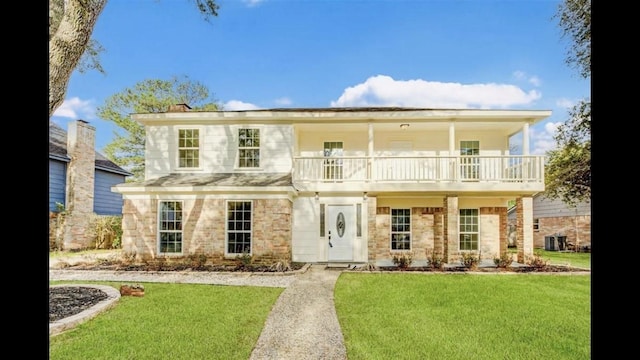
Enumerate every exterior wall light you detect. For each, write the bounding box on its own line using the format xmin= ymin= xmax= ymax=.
xmin=363 ymin=192 xmax=368 ymax=201
xmin=400 ymin=123 xmax=410 ymax=130
xmin=315 ymin=192 xmax=319 ymax=201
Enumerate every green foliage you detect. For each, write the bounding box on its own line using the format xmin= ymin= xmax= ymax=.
xmin=235 ymin=251 xmax=253 ymax=269
xmin=525 ymin=251 xmax=549 ymax=270
xmin=546 ymin=1 xmax=591 ymax=206
xmin=98 ymin=75 xmax=221 ymax=181
xmin=87 ymin=215 xmax=123 ymax=249
xmin=545 ymin=100 xmax=591 ymax=206
xmin=187 ymin=253 xmax=209 ymax=269
xmin=426 ymin=249 xmax=444 ymax=270
xmin=493 ymin=252 xmax=513 ymax=268
xmin=391 ymin=251 xmax=413 ymax=269
xmin=554 ymin=0 xmax=591 ymax=79
xmin=460 ymin=252 xmax=480 ymax=269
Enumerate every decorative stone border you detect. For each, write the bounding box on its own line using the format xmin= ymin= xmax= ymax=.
xmin=49 ymin=284 xmax=121 ymax=336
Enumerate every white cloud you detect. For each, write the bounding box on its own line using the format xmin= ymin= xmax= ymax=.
xmin=52 ymin=97 xmax=96 ymax=119
xmin=243 ymin=0 xmax=264 ymax=7
xmin=556 ymin=98 xmax=574 ymax=109
xmin=223 ymin=100 xmax=261 ymax=110
xmin=529 ymin=121 xmax=562 ymax=155
xmin=512 ymin=70 xmax=541 ymax=87
xmin=330 ymin=75 xmax=541 ymax=109
xmin=528 ymin=76 xmax=541 ymax=87
xmin=274 ymin=97 xmax=292 ymax=106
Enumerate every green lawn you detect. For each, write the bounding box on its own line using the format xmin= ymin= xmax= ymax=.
xmin=535 ymin=249 xmax=591 ymax=269
xmin=49 ymin=281 xmax=284 ymax=360
xmin=50 ymin=250 xmax=590 ymax=359
xmin=335 ymin=273 xmax=590 ymax=360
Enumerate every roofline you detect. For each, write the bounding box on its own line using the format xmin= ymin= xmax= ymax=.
xmin=133 ymin=107 xmax=553 ymax=125
xmin=49 ymin=154 xmax=70 ymax=162
xmin=95 ymin=165 xmax=134 ymax=177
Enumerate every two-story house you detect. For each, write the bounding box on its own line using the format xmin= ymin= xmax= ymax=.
xmin=113 ymin=105 xmax=551 ymax=266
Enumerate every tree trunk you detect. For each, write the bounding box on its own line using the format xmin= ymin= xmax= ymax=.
xmin=49 ymin=0 xmax=107 ymax=118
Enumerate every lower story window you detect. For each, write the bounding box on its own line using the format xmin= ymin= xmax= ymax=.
xmin=227 ymin=200 xmax=252 ymax=254
xmin=391 ymin=208 xmax=411 ymax=250
xmin=459 ymin=208 xmax=479 ymax=250
xmin=159 ymin=201 xmax=183 ymax=253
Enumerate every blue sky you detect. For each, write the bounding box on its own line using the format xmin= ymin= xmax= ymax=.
xmin=51 ymin=0 xmax=590 ymax=155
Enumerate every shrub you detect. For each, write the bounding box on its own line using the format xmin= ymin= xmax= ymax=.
xmin=235 ymin=251 xmax=253 ymax=270
xmin=87 ymin=214 xmax=123 ymax=249
xmin=493 ymin=252 xmax=513 ymax=268
xmin=525 ymin=251 xmax=548 ymax=270
xmin=460 ymin=252 xmax=480 ymax=270
xmin=392 ymin=251 xmax=414 ymax=269
xmin=426 ymin=249 xmax=444 ymax=270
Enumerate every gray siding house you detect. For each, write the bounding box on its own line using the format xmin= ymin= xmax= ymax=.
xmin=49 ymin=120 xmax=132 ymax=216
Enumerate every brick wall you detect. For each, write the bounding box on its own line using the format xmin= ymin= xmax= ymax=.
xmin=63 ymin=120 xmax=96 ymax=250
xmin=121 ymin=197 xmax=292 ymax=263
xmin=533 ymin=215 xmax=591 ymax=249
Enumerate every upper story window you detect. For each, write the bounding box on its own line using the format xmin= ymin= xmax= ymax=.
xmin=178 ymin=129 xmax=200 ymax=168
xmin=238 ymin=128 xmax=260 ymax=168
xmin=460 ymin=140 xmax=480 ymax=180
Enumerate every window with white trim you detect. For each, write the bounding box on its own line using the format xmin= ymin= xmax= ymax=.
xmin=533 ymin=218 xmax=540 ymax=232
xmin=459 ymin=208 xmax=479 ymax=250
xmin=158 ymin=201 xmax=183 ymax=254
xmin=238 ymin=128 xmax=260 ymax=168
xmin=178 ymin=129 xmax=200 ymax=168
xmin=391 ymin=208 xmax=411 ymax=250
xmin=227 ymin=200 xmax=252 ymax=254
xmin=460 ymin=140 xmax=479 ymax=180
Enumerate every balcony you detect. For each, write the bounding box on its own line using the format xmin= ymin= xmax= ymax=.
xmin=292 ymin=155 xmax=545 ymax=194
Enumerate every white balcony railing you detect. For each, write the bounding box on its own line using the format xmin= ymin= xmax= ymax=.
xmin=292 ymin=155 xmax=544 ymax=184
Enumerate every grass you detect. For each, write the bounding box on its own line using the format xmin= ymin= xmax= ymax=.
xmin=49 ymin=281 xmax=283 ymax=360
xmin=335 ymin=273 xmax=590 ymax=360
xmin=49 ymin=250 xmax=590 ymax=359
xmin=535 ymin=249 xmax=590 ymax=269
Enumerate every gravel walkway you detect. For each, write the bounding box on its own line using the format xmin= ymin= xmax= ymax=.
xmin=249 ymin=265 xmax=347 ymax=360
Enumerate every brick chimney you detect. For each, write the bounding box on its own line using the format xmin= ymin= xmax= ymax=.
xmin=167 ymin=103 xmax=191 ymax=112
xmin=63 ymin=120 xmax=96 ymax=250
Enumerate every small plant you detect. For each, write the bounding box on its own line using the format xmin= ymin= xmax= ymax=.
xmin=235 ymin=251 xmax=253 ymax=270
xmin=426 ymin=249 xmax=444 ymax=270
xmin=460 ymin=252 xmax=480 ymax=270
xmin=187 ymin=254 xmax=208 ymax=269
xmin=270 ymin=259 xmax=292 ymax=272
xmin=392 ymin=251 xmax=414 ymax=269
xmin=493 ymin=252 xmax=513 ymax=268
xmin=525 ymin=251 xmax=549 ymax=270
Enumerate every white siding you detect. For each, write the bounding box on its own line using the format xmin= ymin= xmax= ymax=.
xmin=292 ymin=197 xmax=322 ymax=262
xmin=145 ymin=124 xmax=294 ymax=179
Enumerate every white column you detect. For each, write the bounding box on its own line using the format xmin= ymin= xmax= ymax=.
xmin=368 ymin=123 xmax=374 ymax=182
xmin=522 ymin=122 xmax=530 ymax=155
xmin=448 ymin=121 xmax=455 ymax=153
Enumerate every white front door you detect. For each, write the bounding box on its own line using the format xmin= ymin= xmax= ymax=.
xmin=327 ymin=204 xmax=354 ymax=261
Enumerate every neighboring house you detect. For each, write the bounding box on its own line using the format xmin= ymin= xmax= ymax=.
xmin=49 ymin=120 xmax=132 ymax=249
xmin=113 ymin=105 xmax=552 ymax=266
xmin=508 ymin=193 xmax=591 ymax=251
